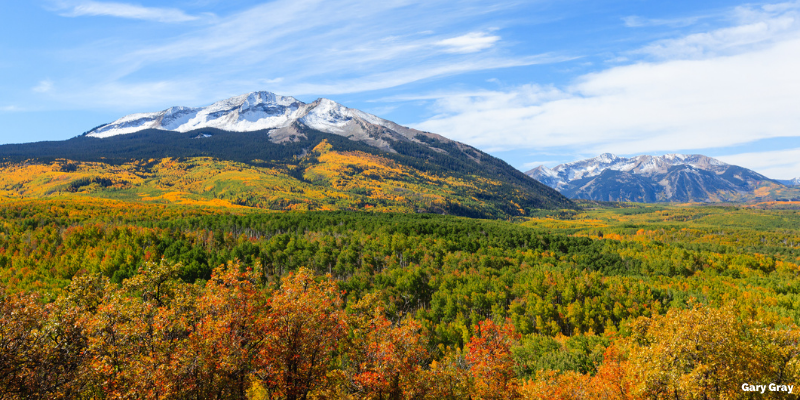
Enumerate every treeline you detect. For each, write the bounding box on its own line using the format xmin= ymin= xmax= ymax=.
xmin=2 ymin=262 xmax=798 ymax=399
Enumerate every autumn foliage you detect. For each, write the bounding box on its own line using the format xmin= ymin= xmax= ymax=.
xmin=256 ymin=268 xmax=346 ymax=400
xmin=3 ymin=260 xmax=799 ymax=399
xmin=466 ymin=319 xmax=521 ymax=399
xmin=0 ymin=262 xmax=515 ymax=399
xmin=3 ymin=200 xmax=800 ymax=398
xmin=343 ymin=297 xmax=429 ymax=399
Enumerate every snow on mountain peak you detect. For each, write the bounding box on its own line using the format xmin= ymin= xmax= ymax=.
xmin=83 ymin=91 xmax=442 ymax=153
xmin=527 ymin=153 xmax=733 ymax=188
xmin=206 ymin=91 xmax=300 ymax=111
xmin=596 ymin=153 xmax=618 ymax=163
xmin=85 ymin=91 xmax=355 ymax=139
xmin=299 ymin=98 xmax=354 ymax=133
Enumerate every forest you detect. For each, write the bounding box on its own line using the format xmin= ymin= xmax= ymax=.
xmin=1 ymin=198 xmax=800 ymax=399
xmin=0 ymin=129 xmax=571 ymax=217
xmin=0 ymin=140 xmax=570 ymax=220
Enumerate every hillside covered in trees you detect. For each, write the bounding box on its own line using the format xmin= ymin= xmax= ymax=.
xmin=0 ymin=128 xmax=572 ymax=218
xmin=1 ymin=198 xmax=799 ymax=399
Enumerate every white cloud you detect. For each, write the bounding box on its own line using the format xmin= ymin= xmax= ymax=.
xmin=45 ymin=0 xmax=560 ymax=107
xmin=364 ymin=105 xmax=399 ymax=116
xmin=521 ymin=160 xmax=560 ymax=170
xmin=639 ymin=16 xmax=798 ymax=59
xmin=55 ymin=1 xmax=199 ymax=23
xmin=56 ymin=80 xmax=206 ymax=111
xmin=717 ymin=148 xmax=800 ymax=179
xmin=33 ymin=80 xmax=54 ymax=93
xmin=1 ymin=105 xmax=23 ymax=112
xmin=116 ymin=1 xmax=515 ymax=75
xmin=413 ymin=3 xmax=800 ymax=178
xmin=435 ymin=32 xmax=501 ymax=53
xmin=259 ymin=78 xmax=284 ymax=85
xmin=278 ymin=55 xmax=563 ymax=96
xmin=622 ymin=15 xmax=704 ymax=28
xmin=637 ymin=2 xmax=800 ymax=59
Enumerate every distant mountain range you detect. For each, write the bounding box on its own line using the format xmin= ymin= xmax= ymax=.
xmin=0 ymin=91 xmax=573 ymax=217
xmin=527 ymin=153 xmax=799 ymax=203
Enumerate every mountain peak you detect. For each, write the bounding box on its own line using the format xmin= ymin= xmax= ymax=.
xmin=526 ymin=152 xmax=777 ymax=202
xmin=86 ymin=91 xmax=306 ymax=138
xmin=778 ymin=177 xmax=800 ymax=186
xmin=230 ymin=91 xmax=301 ymax=107
xmin=85 ymin=91 xmax=372 ymax=141
xmin=0 ymin=91 xmax=576 ymax=216
xmin=597 ymin=153 xmax=618 ymax=163
xmin=83 ymin=90 xmax=463 ymax=156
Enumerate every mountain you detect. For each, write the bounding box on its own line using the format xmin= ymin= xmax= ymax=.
xmin=526 ymin=153 xmax=789 ymax=202
xmin=0 ymin=91 xmax=573 ymax=217
xmin=85 ymin=92 xmax=437 ymax=154
xmin=778 ymin=178 xmax=800 ymax=186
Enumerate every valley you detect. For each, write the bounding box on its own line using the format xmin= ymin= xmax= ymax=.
xmin=1 ymin=92 xmax=798 ymax=400
xmin=2 ymin=196 xmax=799 ymax=398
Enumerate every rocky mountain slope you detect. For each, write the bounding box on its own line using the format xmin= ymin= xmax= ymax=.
xmin=0 ymin=92 xmax=573 ymax=217
xmin=527 ymin=153 xmax=790 ymax=202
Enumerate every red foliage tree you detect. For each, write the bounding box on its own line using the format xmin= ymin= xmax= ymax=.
xmin=465 ymin=319 xmax=521 ymax=399
xmin=254 ymin=267 xmax=347 ymax=400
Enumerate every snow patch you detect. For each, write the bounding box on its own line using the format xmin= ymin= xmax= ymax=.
xmin=527 ymin=152 xmax=732 ymax=188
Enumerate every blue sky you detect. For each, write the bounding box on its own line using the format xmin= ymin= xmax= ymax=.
xmin=1 ymin=0 xmax=799 ymax=179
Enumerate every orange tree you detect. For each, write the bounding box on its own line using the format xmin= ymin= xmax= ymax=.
xmin=253 ymin=267 xmax=347 ymax=400
xmin=342 ymin=294 xmax=430 ymax=399
xmin=466 ymin=319 xmax=521 ymax=399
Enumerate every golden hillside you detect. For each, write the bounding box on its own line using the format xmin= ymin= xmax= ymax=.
xmin=0 ymin=140 xmax=533 ymax=216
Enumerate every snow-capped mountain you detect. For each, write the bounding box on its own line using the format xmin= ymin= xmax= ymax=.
xmin=527 ymin=153 xmax=728 ymax=191
xmin=778 ymin=178 xmax=800 ymax=186
xmin=0 ymin=90 xmax=575 ymax=214
xmin=527 ymin=154 xmax=779 ymax=202
xmin=86 ymin=91 xmax=444 ymax=153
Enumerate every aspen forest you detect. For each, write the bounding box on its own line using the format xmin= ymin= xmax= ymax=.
xmin=1 ymin=198 xmax=799 ymax=399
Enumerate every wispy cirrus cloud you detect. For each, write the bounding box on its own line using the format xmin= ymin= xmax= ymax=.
xmin=32 ymin=80 xmax=54 ymax=93
xmin=436 ymin=32 xmax=501 ymax=53
xmin=44 ymin=0 xmax=559 ymax=109
xmin=717 ymin=148 xmax=800 ymax=179
xmin=638 ymin=11 xmax=799 ymax=59
xmin=54 ymin=79 xmax=207 ymax=111
xmin=278 ymin=54 xmax=567 ymax=96
xmin=52 ymin=1 xmax=200 ymax=23
xmin=622 ymin=15 xmax=705 ymax=28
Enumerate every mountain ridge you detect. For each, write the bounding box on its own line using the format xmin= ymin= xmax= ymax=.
xmin=85 ymin=91 xmax=456 ymax=156
xmin=0 ymin=92 xmax=574 ymax=217
xmin=526 ymin=153 xmax=793 ymax=203
xmin=778 ymin=178 xmax=800 ymax=186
